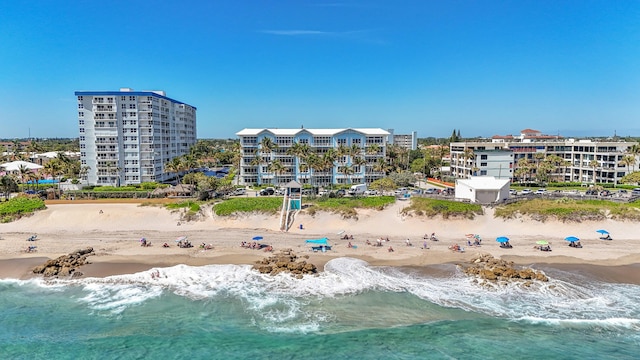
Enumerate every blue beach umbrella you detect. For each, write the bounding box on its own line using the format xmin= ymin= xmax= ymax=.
xmin=496 ymin=236 xmax=510 ymax=243
xmin=596 ymin=230 xmax=609 ymax=235
xmin=564 ymin=236 xmax=580 ymax=242
xmin=252 ymin=236 xmax=263 ymax=241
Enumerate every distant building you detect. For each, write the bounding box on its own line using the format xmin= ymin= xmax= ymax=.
xmin=236 ymin=128 xmax=389 ymax=186
xmin=387 ymin=129 xmax=417 ymax=150
xmin=75 ymin=88 xmax=197 ymax=186
xmin=450 ymin=129 xmax=639 ymax=184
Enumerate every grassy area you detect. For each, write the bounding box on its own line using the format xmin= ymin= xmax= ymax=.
xmin=494 ymin=198 xmax=640 ymax=222
xmin=0 ymin=197 xmax=47 ymax=223
xmin=401 ymin=198 xmax=483 ymax=219
xmin=166 ymin=201 xmax=201 ymax=213
xmin=306 ymin=196 xmax=396 ymax=219
xmin=213 ymin=197 xmax=283 ymax=216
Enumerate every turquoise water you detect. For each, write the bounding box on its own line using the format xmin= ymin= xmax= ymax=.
xmin=1 ymin=258 xmax=639 ymax=359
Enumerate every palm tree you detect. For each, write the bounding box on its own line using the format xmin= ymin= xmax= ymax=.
xmin=589 ymin=159 xmax=600 ymax=185
xmin=619 ymin=154 xmax=637 ymax=173
xmin=1 ymin=175 xmax=18 ymax=200
xmin=287 ymin=142 xmax=310 ymax=182
xmin=339 ymin=164 xmax=354 ymax=185
xmin=352 ymin=156 xmax=367 ymax=179
xmin=259 ymin=137 xmax=278 ymax=163
xmin=366 ymin=143 xmax=381 ymax=156
xmin=165 ymin=158 xmax=182 ymax=184
xmin=268 ymin=159 xmax=287 ymax=185
xmin=373 ymin=157 xmax=389 ymax=176
xmin=43 ymin=159 xmax=63 ymax=197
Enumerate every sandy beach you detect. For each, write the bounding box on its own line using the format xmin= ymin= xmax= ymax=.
xmin=1 ymin=201 xmax=639 ymax=281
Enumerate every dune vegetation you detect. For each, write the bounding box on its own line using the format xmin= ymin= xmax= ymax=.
xmin=401 ymin=198 xmax=483 ymax=219
xmin=494 ymin=198 xmax=640 ymax=222
xmin=0 ymin=196 xmax=47 ymax=222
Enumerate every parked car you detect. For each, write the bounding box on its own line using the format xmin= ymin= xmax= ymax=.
xmin=232 ymin=188 xmax=246 ymax=196
xmin=259 ymin=187 xmax=275 ymax=196
xmin=631 ymin=188 xmax=640 ymax=196
xmin=535 ymin=189 xmax=547 ymax=195
xmin=424 ymin=188 xmax=438 ymax=194
xmin=521 ymin=189 xmax=532 ymax=195
xmin=364 ymin=189 xmax=379 ymax=196
xmin=509 ymin=189 xmax=518 ymax=195
xmin=599 ymin=190 xmax=611 ymax=197
xmin=585 ymin=189 xmax=598 ymax=195
xmin=334 ymin=189 xmax=346 ymax=197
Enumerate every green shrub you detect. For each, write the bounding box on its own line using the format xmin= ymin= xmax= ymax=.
xmin=214 ymin=198 xmax=282 ymax=216
xmin=0 ymin=197 xmax=46 ymax=221
xmin=401 ymin=198 xmax=483 ymax=219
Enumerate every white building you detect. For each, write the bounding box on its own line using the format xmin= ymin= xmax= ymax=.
xmin=76 ymin=88 xmax=197 ymax=186
xmin=236 ymin=128 xmax=389 ymax=186
xmin=455 ymin=176 xmax=510 ymax=204
xmin=388 ymin=129 xmax=418 ymax=150
xmin=450 ymin=129 xmax=639 ymax=184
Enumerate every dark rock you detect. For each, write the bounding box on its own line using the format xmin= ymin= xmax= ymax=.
xmin=32 ymin=247 xmax=95 ymax=278
xmin=461 ymin=254 xmax=549 ymax=284
xmin=253 ymin=250 xmax=318 ymax=276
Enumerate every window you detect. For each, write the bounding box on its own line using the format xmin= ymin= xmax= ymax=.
xmin=129 ymin=96 xmax=136 ymax=101
xmin=129 ymin=104 xmax=136 ymax=109
xmin=299 ymin=138 xmax=309 ymax=144
xmin=78 ymin=103 xmax=84 ymax=109
xmin=480 ymin=170 xmax=487 ymax=175
xmin=79 ymin=136 xmax=85 ymax=141
xmin=79 ymin=119 xmax=84 ymax=125
xmin=337 ymin=138 xmax=347 ymax=145
xmin=79 ymin=128 xmax=85 ymax=133
xmin=480 ymin=155 xmax=488 ymax=160
xmin=78 ymin=96 xmax=83 ymax=101
xmin=78 ymin=111 xmax=84 ymax=117
xmin=480 ymin=162 xmax=487 ymax=167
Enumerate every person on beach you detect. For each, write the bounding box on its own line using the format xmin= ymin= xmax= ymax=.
xmin=388 ymin=246 xmax=394 ymax=252
xmin=348 ymin=242 xmax=353 ymax=248
xmin=405 ymin=239 xmax=412 ymax=246
xmin=422 ymin=241 xmax=429 ymax=249
xmin=162 ymin=242 xmax=169 ymax=248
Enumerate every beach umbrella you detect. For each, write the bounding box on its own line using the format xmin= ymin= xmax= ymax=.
xmin=175 ymin=236 xmax=188 ymax=242
xmin=564 ymin=236 xmax=580 ymax=242
xmin=596 ymin=230 xmax=609 ymax=235
xmin=252 ymin=236 xmax=263 ymax=241
xmin=536 ymin=240 xmax=549 ymax=245
xmin=496 ymin=236 xmax=509 ymax=243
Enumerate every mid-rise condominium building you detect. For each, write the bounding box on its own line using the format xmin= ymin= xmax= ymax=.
xmin=236 ymin=128 xmax=389 ymax=186
xmin=76 ymin=88 xmax=197 ymax=186
xmin=387 ymin=129 xmax=418 ymax=150
xmin=450 ymin=129 xmax=639 ymax=184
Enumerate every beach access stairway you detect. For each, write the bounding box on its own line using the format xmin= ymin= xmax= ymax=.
xmin=279 ymin=192 xmax=302 ymax=232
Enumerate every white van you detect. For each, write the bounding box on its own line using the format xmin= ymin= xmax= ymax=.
xmin=348 ymin=184 xmax=368 ymax=196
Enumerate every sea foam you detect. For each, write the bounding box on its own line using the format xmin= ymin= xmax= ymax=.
xmin=11 ymin=257 xmax=640 ymax=333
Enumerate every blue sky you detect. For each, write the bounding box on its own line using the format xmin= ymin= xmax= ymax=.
xmin=1 ymin=0 xmax=639 ymax=139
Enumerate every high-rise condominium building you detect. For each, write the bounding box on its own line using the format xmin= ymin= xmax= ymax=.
xmin=76 ymin=88 xmax=197 ymax=186
xmin=236 ymin=128 xmax=389 ymax=186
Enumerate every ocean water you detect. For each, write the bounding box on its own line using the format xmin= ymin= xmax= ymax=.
xmin=1 ymin=258 xmax=639 ymax=359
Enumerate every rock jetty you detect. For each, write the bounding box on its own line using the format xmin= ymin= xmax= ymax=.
xmin=460 ymin=254 xmax=549 ymax=284
xmin=254 ymin=249 xmax=318 ymax=278
xmin=32 ymin=247 xmax=95 ymax=278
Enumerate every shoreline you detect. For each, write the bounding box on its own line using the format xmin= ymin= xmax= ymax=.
xmin=1 ymin=202 xmax=640 ymax=283
xmin=3 ymin=255 xmax=640 ymax=285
